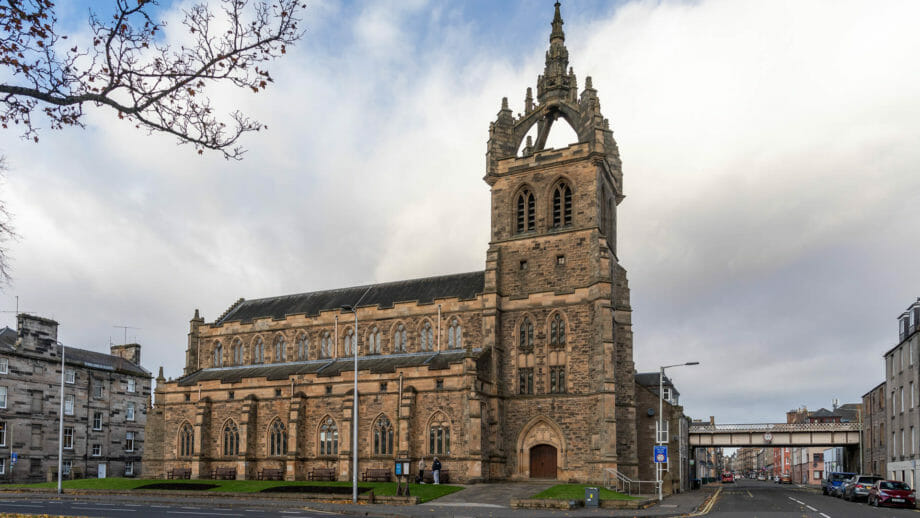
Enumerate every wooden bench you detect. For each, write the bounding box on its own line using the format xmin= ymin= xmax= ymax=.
xmin=167 ymin=467 xmax=192 ymax=480
xmin=422 ymin=469 xmax=450 ymax=484
xmin=308 ymin=467 xmax=336 ymax=481
xmin=361 ymin=468 xmax=392 ymax=482
xmin=258 ymin=468 xmax=284 ymax=481
xmin=211 ymin=467 xmax=237 ymax=480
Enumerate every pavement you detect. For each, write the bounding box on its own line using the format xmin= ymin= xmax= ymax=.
xmin=0 ymin=482 xmax=718 ymax=518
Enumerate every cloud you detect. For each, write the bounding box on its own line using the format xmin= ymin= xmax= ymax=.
xmin=2 ymin=0 xmax=919 ymax=424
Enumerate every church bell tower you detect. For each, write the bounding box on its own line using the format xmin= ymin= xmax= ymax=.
xmin=481 ymin=1 xmax=638 ymax=480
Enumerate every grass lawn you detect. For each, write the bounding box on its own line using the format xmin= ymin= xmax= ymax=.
xmin=531 ymin=484 xmax=639 ymax=501
xmin=5 ymin=478 xmax=463 ymax=503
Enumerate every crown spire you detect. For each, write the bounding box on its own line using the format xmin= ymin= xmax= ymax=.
xmin=550 ymin=1 xmax=564 ymax=42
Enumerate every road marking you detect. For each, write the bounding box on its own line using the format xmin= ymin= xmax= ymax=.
xmin=74 ymin=507 xmax=137 ymax=512
xmin=746 ymin=490 xmax=753 ymax=498
xmin=806 ymin=505 xmax=817 ymax=511
xmin=820 ymin=514 xmax=831 ymax=518
xmin=0 ymin=504 xmax=43 ymax=507
xmin=167 ymin=513 xmax=243 ymax=516
xmin=689 ymin=486 xmax=721 ymax=516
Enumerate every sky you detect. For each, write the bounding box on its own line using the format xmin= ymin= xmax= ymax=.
xmin=1 ymin=0 xmax=919 ymax=424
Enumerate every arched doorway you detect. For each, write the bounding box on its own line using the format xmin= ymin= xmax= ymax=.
xmin=529 ymin=444 xmax=557 ymax=479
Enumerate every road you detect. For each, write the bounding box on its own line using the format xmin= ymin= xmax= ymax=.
xmin=710 ymin=478 xmax=919 ymax=517
xmin=0 ymin=497 xmax=343 ymax=518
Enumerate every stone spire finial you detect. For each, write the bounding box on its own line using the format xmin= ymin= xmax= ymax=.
xmin=157 ymin=366 xmax=165 ymax=381
xmin=550 ymin=1 xmax=564 ymax=43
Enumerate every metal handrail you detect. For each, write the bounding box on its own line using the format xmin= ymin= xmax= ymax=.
xmin=604 ymin=468 xmax=660 ymax=496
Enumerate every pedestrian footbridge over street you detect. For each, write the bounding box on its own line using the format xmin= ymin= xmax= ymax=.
xmin=689 ymin=422 xmax=861 ymax=447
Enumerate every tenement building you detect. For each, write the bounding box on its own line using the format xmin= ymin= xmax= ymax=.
xmin=145 ymin=3 xmax=638 ymax=483
xmin=861 ymin=381 xmax=887 ymax=477
xmin=884 ymin=298 xmax=920 ymax=486
xmin=0 ymin=314 xmax=151 ymax=481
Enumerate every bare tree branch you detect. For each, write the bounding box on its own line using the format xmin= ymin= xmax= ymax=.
xmin=0 ymin=0 xmax=305 ymax=159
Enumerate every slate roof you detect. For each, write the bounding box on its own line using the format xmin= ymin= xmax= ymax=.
xmin=177 ymin=349 xmax=477 ymax=386
xmin=214 ymin=271 xmax=485 ymax=325
xmin=0 ymin=326 xmax=149 ymax=377
xmin=635 ymin=372 xmax=681 ymax=398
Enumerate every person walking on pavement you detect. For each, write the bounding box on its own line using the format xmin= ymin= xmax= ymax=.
xmin=417 ymin=458 xmax=426 ymax=484
xmin=432 ymin=456 xmax=442 ymax=485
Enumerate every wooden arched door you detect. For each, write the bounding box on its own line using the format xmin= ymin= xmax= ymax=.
xmin=529 ymin=444 xmax=557 ymax=479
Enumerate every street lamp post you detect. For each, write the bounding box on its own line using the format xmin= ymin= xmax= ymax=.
xmin=57 ymin=343 xmax=66 ymax=494
xmin=342 ymin=305 xmax=359 ymax=503
xmin=657 ymin=361 xmax=699 ymax=502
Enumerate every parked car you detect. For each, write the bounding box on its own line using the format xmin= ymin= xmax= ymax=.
xmin=869 ymin=480 xmax=917 ymax=508
xmin=757 ymin=474 xmax=767 ymax=481
xmin=780 ymin=474 xmax=792 ymax=484
xmin=843 ymin=474 xmax=885 ymax=501
xmin=721 ymin=472 xmax=734 ymax=483
xmin=822 ymin=472 xmax=856 ymax=496
xmin=832 ymin=477 xmax=854 ymax=498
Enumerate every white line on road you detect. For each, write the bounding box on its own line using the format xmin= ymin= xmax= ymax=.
xmin=167 ymin=512 xmax=244 ymax=516
xmin=806 ymin=505 xmax=817 ymax=511
xmin=0 ymin=504 xmax=43 ymax=507
xmin=820 ymin=513 xmax=831 ymax=518
xmin=73 ymin=507 xmax=137 ymax=512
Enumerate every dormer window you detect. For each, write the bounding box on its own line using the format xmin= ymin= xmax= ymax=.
xmin=662 ymin=386 xmax=671 ymax=403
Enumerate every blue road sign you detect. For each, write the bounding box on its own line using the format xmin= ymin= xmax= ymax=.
xmin=654 ymin=445 xmax=668 ymax=463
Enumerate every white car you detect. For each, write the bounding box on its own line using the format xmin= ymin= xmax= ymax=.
xmin=758 ymin=474 xmax=767 ymax=481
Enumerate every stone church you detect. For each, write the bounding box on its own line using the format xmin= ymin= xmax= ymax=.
xmin=144 ymin=3 xmax=639 ymax=483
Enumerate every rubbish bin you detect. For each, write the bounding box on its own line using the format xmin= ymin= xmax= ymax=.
xmin=585 ymin=487 xmax=599 ymax=507
xmin=692 ymin=478 xmax=701 ymax=490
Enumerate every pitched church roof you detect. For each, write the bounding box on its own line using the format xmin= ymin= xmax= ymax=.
xmin=215 ymin=271 xmax=486 ymax=325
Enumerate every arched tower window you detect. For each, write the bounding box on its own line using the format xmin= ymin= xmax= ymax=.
xmin=447 ymin=318 xmax=462 ymax=349
xmin=550 ymin=314 xmax=566 ymax=347
xmin=429 ymin=413 xmax=451 ymax=455
xmin=320 ymin=332 xmax=332 ymax=359
xmin=269 ymin=419 xmax=287 ymax=456
xmin=222 ymin=420 xmax=239 ymax=456
xmin=515 ymin=189 xmax=536 ymax=234
xmin=373 ymin=415 xmax=394 ymax=455
xmin=178 ymin=422 xmax=194 ymax=457
xmin=319 ymin=417 xmax=338 ymax=455
xmin=344 ymin=328 xmax=355 ymax=356
xmin=296 ymin=333 xmax=308 ymax=360
xmin=273 ymin=335 xmax=286 ymax=362
xmin=420 ymin=321 xmax=433 ymax=352
xmin=367 ymin=326 xmax=381 ymax=354
xmin=213 ymin=342 xmax=223 ymax=368
xmin=393 ymin=324 xmax=407 ymax=352
xmin=519 ymin=318 xmax=534 ymax=350
xmin=252 ymin=337 xmax=264 ymax=364
xmin=552 ymin=182 xmax=572 ymax=228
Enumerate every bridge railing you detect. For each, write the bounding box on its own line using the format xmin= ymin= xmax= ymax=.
xmin=689 ymin=422 xmax=861 ymax=433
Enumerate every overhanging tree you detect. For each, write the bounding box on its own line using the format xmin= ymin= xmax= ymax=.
xmin=0 ymin=0 xmax=305 ymax=283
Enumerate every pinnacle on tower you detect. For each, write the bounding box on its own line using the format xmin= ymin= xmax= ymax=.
xmin=538 ymin=1 xmax=574 ymax=104
xmin=550 ymin=1 xmax=565 ymax=42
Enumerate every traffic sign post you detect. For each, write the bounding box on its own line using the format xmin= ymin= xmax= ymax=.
xmin=654 ymin=445 xmax=668 ymax=464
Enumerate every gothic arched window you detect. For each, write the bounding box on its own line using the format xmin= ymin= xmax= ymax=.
xmin=269 ymin=419 xmax=287 ymax=456
xmin=231 ymin=338 xmax=242 ymax=365
xmin=321 ymin=332 xmax=332 ymax=359
xmin=393 ymin=324 xmax=407 ymax=352
xmin=429 ymin=413 xmax=451 ymax=455
xmin=420 ymin=321 xmax=433 ymax=351
xmin=273 ymin=335 xmax=285 ymax=362
xmin=550 ymin=313 xmax=566 ymax=347
xmin=373 ymin=415 xmax=394 ymax=455
xmin=367 ymin=326 xmax=381 ymax=354
xmin=516 ymin=189 xmax=536 ymax=234
xmin=344 ymin=328 xmax=355 ymax=356
xmin=222 ymin=420 xmax=239 ymax=456
xmin=179 ymin=423 xmax=194 ymax=457
xmin=519 ymin=318 xmax=533 ymax=349
xmin=213 ymin=342 xmax=223 ymax=367
xmin=297 ymin=334 xmax=308 ymax=360
xmin=319 ymin=417 xmax=338 ymax=455
xmin=253 ymin=337 xmax=264 ymax=364
xmin=552 ymin=182 xmax=573 ymax=228
xmin=447 ymin=318 xmax=462 ymax=349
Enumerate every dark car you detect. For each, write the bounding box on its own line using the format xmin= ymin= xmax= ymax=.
xmin=843 ymin=474 xmax=884 ymax=501
xmin=823 ymin=472 xmax=856 ymax=496
xmin=869 ymin=480 xmax=916 ymax=508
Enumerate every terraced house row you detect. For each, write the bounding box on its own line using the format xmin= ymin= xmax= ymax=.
xmin=143 ymin=3 xmax=641 ymax=484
